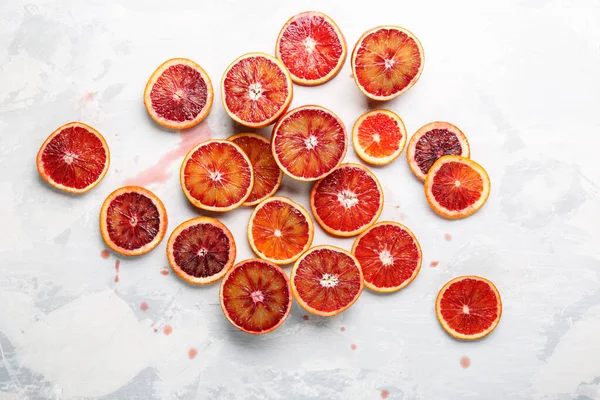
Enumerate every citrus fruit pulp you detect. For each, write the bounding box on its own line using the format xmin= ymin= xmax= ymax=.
xmin=220 ymin=259 xmax=292 ymax=334
xmin=228 ymin=133 xmax=283 ymax=206
xmin=248 ymin=196 xmax=314 ymax=264
xmin=310 ymin=163 xmax=383 ymax=237
xmin=352 ymin=222 xmax=422 ymax=292
xmin=291 ymin=245 xmax=363 ymax=317
xmin=351 ymin=26 xmax=424 ymax=101
xmin=36 ymin=122 xmax=109 ymax=194
xmin=144 ymin=58 xmax=214 ymax=129
xmin=407 ymin=121 xmax=470 ymax=181
xmin=424 ymin=155 xmax=490 ymax=219
xmin=271 ymin=105 xmax=347 ymax=181
xmin=275 ymin=11 xmax=347 ymax=85
xmin=436 ymin=276 xmax=502 ymax=340
xmin=352 ymin=109 xmax=407 ymax=165
xmin=221 ymin=52 xmax=293 ymax=128
xmin=99 ymin=186 xmax=168 ymax=256
xmin=180 ymin=139 xmax=254 ymax=212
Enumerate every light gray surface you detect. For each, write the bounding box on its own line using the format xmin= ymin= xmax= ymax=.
xmin=1 ymin=0 xmax=600 ymax=399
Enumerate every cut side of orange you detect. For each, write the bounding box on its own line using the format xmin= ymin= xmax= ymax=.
xmin=352 ymin=110 xmax=406 ymax=165
xmin=248 ymin=196 xmax=314 ymax=265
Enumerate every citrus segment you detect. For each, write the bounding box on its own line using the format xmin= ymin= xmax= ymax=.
xmin=352 ymin=110 xmax=406 ymax=165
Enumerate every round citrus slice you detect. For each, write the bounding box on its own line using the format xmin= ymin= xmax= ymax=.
xmin=167 ymin=217 xmax=236 ymax=285
xmin=221 ymin=52 xmax=293 ymax=128
xmin=275 ymin=11 xmax=347 ymax=86
xmin=143 ymin=58 xmax=214 ymax=129
xmin=351 ymin=26 xmax=424 ymax=101
xmin=424 ymin=155 xmax=490 ymax=219
xmin=272 ymin=105 xmax=347 ymax=181
xmin=220 ymin=259 xmax=292 ymax=334
xmin=407 ymin=121 xmax=470 ymax=181
xmin=248 ymin=197 xmax=314 ymax=265
xmin=180 ymin=139 xmax=254 ymax=212
xmin=99 ymin=186 xmax=168 ymax=256
xmin=352 ymin=222 xmax=422 ymax=292
xmin=291 ymin=245 xmax=363 ymax=317
xmin=36 ymin=122 xmax=109 ymax=194
xmin=352 ymin=109 xmax=407 ymax=165
xmin=310 ymin=163 xmax=383 ymax=237
xmin=436 ymin=276 xmax=502 ymax=340
xmin=228 ymin=133 xmax=283 ymax=206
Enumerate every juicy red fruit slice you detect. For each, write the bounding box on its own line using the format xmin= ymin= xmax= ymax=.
xmin=432 ymin=162 xmax=483 ymax=211
xmin=415 ymin=129 xmax=464 ymax=175
xmin=106 ymin=192 xmax=161 ymax=250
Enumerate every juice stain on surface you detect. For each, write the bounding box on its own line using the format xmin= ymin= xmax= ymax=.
xmin=163 ymin=325 xmax=173 ymax=336
xmin=140 ymin=302 xmax=149 ymax=312
xmin=444 ymin=233 xmax=452 ymax=241
xmin=188 ymin=348 xmax=198 ymax=359
xmin=430 ymin=260 xmax=439 ymax=267
xmin=351 ymin=344 xmax=357 ymax=350
xmin=160 ymin=269 xmax=169 ymax=276
xmin=381 ymin=390 xmax=390 ymax=399
xmin=114 ymin=259 xmax=120 ymax=282
xmin=302 ymin=315 xmax=309 ymax=321
xmin=340 ymin=327 xmax=346 ymax=332
xmin=460 ymin=356 xmax=471 ymax=369
xmin=100 ymin=249 xmax=110 ymax=259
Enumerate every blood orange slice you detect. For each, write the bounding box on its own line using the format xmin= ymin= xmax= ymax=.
xmin=310 ymin=163 xmax=383 ymax=237
xmin=291 ymin=245 xmax=363 ymax=317
xmin=99 ymin=186 xmax=168 ymax=256
xmin=144 ymin=58 xmax=214 ymax=129
xmin=221 ymin=53 xmax=293 ymax=128
xmin=436 ymin=276 xmax=502 ymax=340
xmin=352 ymin=222 xmax=422 ymax=292
xmin=424 ymin=155 xmax=490 ymax=219
xmin=167 ymin=217 xmax=236 ymax=285
xmin=407 ymin=122 xmax=470 ymax=181
xmin=180 ymin=139 xmax=254 ymax=212
xmin=248 ymin=197 xmax=314 ymax=264
xmin=228 ymin=133 xmax=283 ymax=206
xmin=352 ymin=110 xmax=407 ymax=165
xmin=272 ymin=105 xmax=347 ymax=181
xmin=220 ymin=259 xmax=292 ymax=334
xmin=351 ymin=26 xmax=424 ymax=101
xmin=36 ymin=122 xmax=109 ymax=194
xmin=275 ymin=11 xmax=347 ymax=86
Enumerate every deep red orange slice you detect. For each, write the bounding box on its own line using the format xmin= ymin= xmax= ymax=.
xmin=436 ymin=276 xmax=502 ymax=340
xmin=352 ymin=109 xmax=407 ymax=165
xmin=37 ymin=122 xmax=109 ymax=194
xmin=272 ymin=105 xmax=347 ymax=181
xmin=220 ymin=259 xmax=292 ymax=334
xmin=99 ymin=186 xmax=168 ymax=256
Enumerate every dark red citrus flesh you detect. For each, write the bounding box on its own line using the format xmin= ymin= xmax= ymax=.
xmin=357 ymin=113 xmax=402 ymax=158
xmin=106 ymin=192 xmax=161 ymax=250
xmin=431 ymin=162 xmax=483 ymax=211
xmin=415 ymin=129 xmax=464 ymax=175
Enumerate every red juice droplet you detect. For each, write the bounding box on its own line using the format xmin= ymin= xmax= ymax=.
xmin=444 ymin=233 xmax=452 ymax=241
xmin=153 ymin=328 xmax=158 ymax=333
xmin=188 ymin=348 xmax=198 ymax=359
xmin=114 ymin=275 xmax=119 ymax=283
xmin=163 ymin=325 xmax=173 ymax=336
xmin=351 ymin=344 xmax=357 ymax=350
xmin=430 ymin=260 xmax=439 ymax=267
xmin=302 ymin=315 xmax=309 ymax=321
xmin=115 ymin=259 xmax=120 ymax=273
xmin=340 ymin=327 xmax=346 ymax=332
xmin=381 ymin=390 xmax=390 ymax=399
xmin=460 ymin=356 xmax=471 ymax=369
xmin=100 ymin=250 xmax=110 ymax=259
xmin=140 ymin=302 xmax=149 ymax=312
xmin=160 ymin=269 xmax=169 ymax=276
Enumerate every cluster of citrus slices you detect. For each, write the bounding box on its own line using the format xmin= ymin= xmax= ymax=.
xmin=35 ymin=12 xmax=501 ymax=340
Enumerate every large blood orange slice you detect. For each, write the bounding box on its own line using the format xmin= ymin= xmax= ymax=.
xmin=351 ymin=26 xmax=424 ymax=101
xmin=352 ymin=222 xmax=422 ymax=293
xmin=37 ymin=122 xmax=109 ymax=194
xmin=310 ymin=163 xmax=383 ymax=237
xmin=352 ymin=109 xmax=407 ymax=165
xmin=180 ymin=139 xmax=254 ymax=212
xmin=99 ymin=186 xmax=168 ymax=256
xmin=275 ymin=11 xmax=347 ymax=86
xmin=424 ymin=155 xmax=490 ymax=219
xmin=248 ymin=196 xmax=314 ymax=265
xmin=291 ymin=245 xmax=363 ymax=317
xmin=221 ymin=53 xmax=293 ymax=128
xmin=436 ymin=276 xmax=502 ymax=340
xmin=220 ymin=259 xmax=292 ymax=334
xmin=407 ymin=122 xmax=470 ymax=181
xmin=167 ymin=217 xmax=236 ymax=285
xmin=272 ymin=105 xmax=347 ymax=181
xmin=144 ymin=58 xmax=214 ymax=129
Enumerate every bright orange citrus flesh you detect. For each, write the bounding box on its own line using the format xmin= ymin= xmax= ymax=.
xmin=352 ymin=110 xmax=407 ymax=165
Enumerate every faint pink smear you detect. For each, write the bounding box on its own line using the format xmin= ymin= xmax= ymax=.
xmin=140 ymin=302 xmax=149 ymax=312
xmin=100 ymin=250 xmax=110 ymax=259
xmin=381 ymin=390 xmax=390 ymax=399
xmin=430 ymin=260 xmax=439 ymax=268
xmin=444 ymin=233 xmax=452 ymax=241
xmin=351 ymin=344 xmax=357 ymax=350
xmin=160 ymin=269 xmax=169 ymax=276
xmin=163 ymin=325 xmax=173 ymax=336
xmin=460 ymin=356 xmax=471 ymax=369
xmin=188 ymin=348 xmax=198 ymax=359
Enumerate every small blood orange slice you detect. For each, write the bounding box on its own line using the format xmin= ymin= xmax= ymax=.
xmin=352 ymin=110 xmax=407 ymax=165
xmin=36 ymin=122 xmax=109 ymax=194
xmin=221 ymin=53 xmax=293 ymax=128
xmin=167 ymin=217 xmax=236 ymax=285
xmin=351 ymin=26 xmax=424 ymax=101
xmin=248 ymin=196 xmax=314 ymax=265
xmin=228 ymin=133 xmax=283 ymax=206
xmin=407 ymin=121 xmax=470 ymax=181
xmin=144 ymin=58 xmax=214 ymax=129
xmin=272 ymin=105 xmax=347 ymax=181
xmin=424 ymin=155 xmax=490 ymax=219
xmin=180 ymin=139 xmax=254 ymax=212
xmin=291 ymin=245 xmax=363 ymax=317
xmin=310 ymin=163 xmax=383 ymax=237
xmin=275 ymin=11 xmax=347 ymax=86
xmin=436 ymin=276 xmax=502 ymax=340
xmin=99 ymin=186 xmax=168 ymax=256
xmin=352 ymin=222 xmax=422 ymax=292
xmin=220 ymin=259 xmax=292 ymax=334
